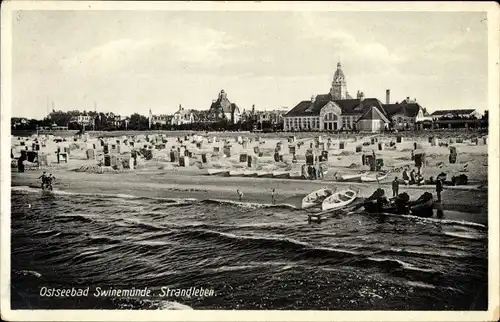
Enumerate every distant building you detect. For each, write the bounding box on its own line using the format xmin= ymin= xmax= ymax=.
xmin=207 ymin=89 xmax=241 ymax=124
xmin=72 ymin=115 xmax=95 ymax=126
xmin=430 ymin=109 xmax=482 ymax=129
xmin=148 ymin=109 xmax=172 ymax=127
xmin=240 ymin=105 xmax=258 ymax=123
xmin=430 ymin=109 xmax=480 ymax=119
xmin=283 ymin=62 xmax=384 ymax=131
xmin=384 ymin=96 xmax=427 ymax=130
xmin=11 ymin=117 xmax=28 ymax=128
xmin=105 ymin=112 xmax=126 ymax=127
xmin=256 ymin=110 xmax=285 ymax=125
xmin=283 ymin=62 xmax=432 ymax=132
xmin=171 ymin=105 xmax=194 ymax=126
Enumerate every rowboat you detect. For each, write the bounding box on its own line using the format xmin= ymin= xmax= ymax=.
xmin=321 ymin=188 xmax=359 ymax=211
xmin=272 ymin=171 xmax=290 ymax=179
xmin=337 ymin=171 xmax=368 ymax=182
xmin=229 ymin=170 xmax=245 ymax=177
xmin=207 ymin=169 xmax=229 ymax=176
xmin=288 ymin=171 xmax=303 ymax=179
xmin=301 ymin=188 xmax=336 ymax=209
xmin=360 ymin=171 xmax=390 ymax=183
xmin=243 ymin=170 xmax=258 ymax=177
xmin=257 ymin=171 xmax=274 ymax=178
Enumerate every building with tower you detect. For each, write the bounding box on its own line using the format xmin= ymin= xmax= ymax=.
xmin=207 ymin=89 xmax=241 ymax=124
xmin=283 ymin=62 xmax=427 ymax=132
xmin=171 ymin=104 xmax=195 ymax=126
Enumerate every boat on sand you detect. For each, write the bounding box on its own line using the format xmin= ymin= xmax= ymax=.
xmin=337 ymin=171 xmax=368 ymax=182
xmin=321 ymin=188 xmax=359 ymax=211
xmin=207 ymin=169 xmax=229 ymax=176
xmin=302 ymin=188 xmax=336 ymax=209
xmin=360 ymin=171 xmax=390 ymax=183
xmin=272 ymin=171 xmax=290 ymax=179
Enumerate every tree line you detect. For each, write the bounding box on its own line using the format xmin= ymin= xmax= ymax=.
xmin=11 ymin=110 xmax=283 ymax=132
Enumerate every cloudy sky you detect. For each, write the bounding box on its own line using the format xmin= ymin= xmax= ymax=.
xmin=12 ymin=10 xmax=488 ymax=119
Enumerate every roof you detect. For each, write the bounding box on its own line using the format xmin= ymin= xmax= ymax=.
xmin=430 ymin=109 xmax=476 ymax=116
xmin=383 ymin=102 xmax=422 ymax=117
xmin=356 ymin=106 xmax=390 ymax=123
xmin=284 ymin=95 xmax=387 ymax=117
xmin=209 ymin=97 xmax=233 ymax=113
xmin=230 ymin=103 xmax=240 ymax=114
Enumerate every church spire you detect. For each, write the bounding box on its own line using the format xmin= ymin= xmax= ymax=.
xmin=330 ymin=61 xmax=347 ymax=100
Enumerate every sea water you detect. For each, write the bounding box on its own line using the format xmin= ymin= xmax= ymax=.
xmin=11 ymin=187 xmax=487 ymax=310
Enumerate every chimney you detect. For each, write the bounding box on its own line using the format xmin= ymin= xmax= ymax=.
xmin=386 ymin=89 xmax=390 ymax=104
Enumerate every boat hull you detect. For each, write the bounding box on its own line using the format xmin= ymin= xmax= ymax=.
xmin=360 ymin=172 xmax=389 ymax=183
xmin=207 ymin=169 xmax=229 ymax=176
xmin=272 ymin=172 xmax=290 ymax=179
xmin=339 ymin=174 xmax=364 ymax=182
xmin=302 ymin=188 xmax=334 ymax=209
xmin=321 ymin=189 xmax=357 ymax=211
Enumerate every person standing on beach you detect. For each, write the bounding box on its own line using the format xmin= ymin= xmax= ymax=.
xmin=39 ymin=171 xmax=48 ymax=189
xmin=392 ymin=177 xmax=399 ymax=197
xmin=237 ymin=189 xmax=243 ymax=202
xmin=47 ymin=174 xmax=56 ymax=190
xmin=410 ymin=169 xmax=416 ymax=185
xmin=318 ymin=165 xmax=324 ymax=179
xmin=402 ymin=168 xmax=410 ymax=186
xmin=271 ymin=189 xmax=276 ymax=205
xmin=436 ymin=178 xmax=443 ymax=202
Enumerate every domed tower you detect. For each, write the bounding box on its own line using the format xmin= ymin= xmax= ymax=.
xmin=330 ymin=62 xmax=348 ymax=100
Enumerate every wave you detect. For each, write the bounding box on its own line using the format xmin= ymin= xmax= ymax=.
xmin=34 ymin=230 xmax=62 ymax=238
xmin=177 ymin=229 xmax=446 ymax=278
xmin=442 ymin=231 xmax=486 ymax=241
xmin=406 ymin=281 xmax=436 ymax=289
xmin=360 ymin=257 xmax=440 ymax=275
xmin=169 ymin=228 xmax=364 ymax=260
xmin=376 ymin=248 xmax=483 ymax=261
xmin=199 ymin=198 xmax=300 ymax=210
xmin=13 ymin=270 xmax=42 ymax=278
xmin=368 ymin=212 xmax=487 ymax=230
xmin=12 ymin=186 xmax=298 ymax=210
xmin=116 ymin=298 xmax=193 ymax=310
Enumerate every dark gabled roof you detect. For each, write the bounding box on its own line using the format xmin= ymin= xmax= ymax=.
xmin=336 ymin=98 xmax=387 ymax=115
xmin=284 ymin=95 xmax=387 ymax=117
xmin=383 ymin=102 xmax=422 ymax=117
xmin=209 ymin=97 xmax=233 ymax=113
xmin=230 ymin=103 xmax=240 ymax=114
xmin=356 ymin=106 xmax=390 ymax=123
xmin=430 ymin=109 xmax=476 ymax=116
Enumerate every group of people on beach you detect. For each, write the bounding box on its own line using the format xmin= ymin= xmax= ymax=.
xmin=392 ymin=169 xmax=444 ymax=202
xmin=38 ymin=171 xmax=56 ymax=190
xmin=401 ymin=167 xmax=425 ymax=186
xmin=301 ymin=164 xmax=324 ymax=180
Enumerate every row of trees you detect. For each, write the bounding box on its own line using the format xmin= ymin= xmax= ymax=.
xmin=11 ymin=110 xmax=284 ymax=132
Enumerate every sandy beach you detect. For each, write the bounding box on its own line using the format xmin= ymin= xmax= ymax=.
xmin=11 ymin=130 xmax=489 ymax=224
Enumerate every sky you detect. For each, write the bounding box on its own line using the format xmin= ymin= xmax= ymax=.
xmin=11 ymin=10 xmax=489 ymax=119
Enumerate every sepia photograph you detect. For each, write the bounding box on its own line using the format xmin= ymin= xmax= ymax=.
xmin=1 ymin=1 xmax=499 ymax=321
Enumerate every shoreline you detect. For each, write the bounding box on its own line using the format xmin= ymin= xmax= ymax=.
xmin=11 ymin=169 xmax=488 ymax=225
